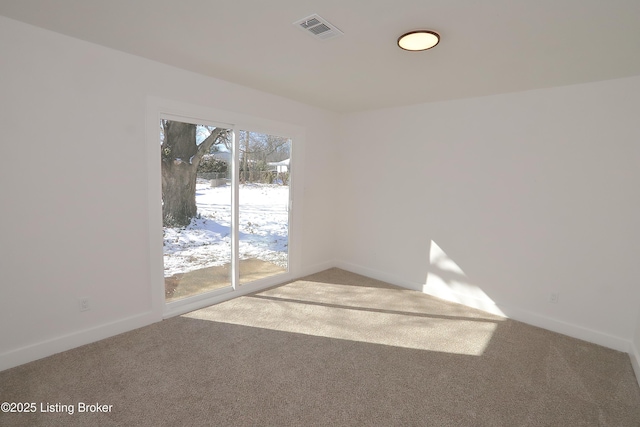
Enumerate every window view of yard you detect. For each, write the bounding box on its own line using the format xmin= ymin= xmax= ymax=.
xmin=161 ymin=120 xmax=290 ymax=302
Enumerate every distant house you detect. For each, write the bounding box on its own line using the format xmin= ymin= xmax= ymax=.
xmin=267 ymin=158 xmax=290 ymax=173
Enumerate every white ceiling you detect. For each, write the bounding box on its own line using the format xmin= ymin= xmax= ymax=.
xmin=1 ymin=0 xmax=639 ymax=113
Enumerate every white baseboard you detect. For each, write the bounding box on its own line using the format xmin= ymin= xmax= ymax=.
xmin=297 ymin=260 xmax=338 ymax=278
xmin=334 ymin=260 xmax=422 ymax=291
xmin=333 ymin=260 xmax=630 ymax=352
xmin=495 ymin=304 xmax=629 ymax=352
xmin=0 ymin=311 xmax=159 ymax=372
xmin=630 ymin=342 xmax=640 ymax=387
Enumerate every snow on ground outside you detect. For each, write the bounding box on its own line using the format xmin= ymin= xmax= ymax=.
xmin=163 ymin=180 xmax=289 ymax=277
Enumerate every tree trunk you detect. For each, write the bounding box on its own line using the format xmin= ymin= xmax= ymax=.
xmin=162 ymin=159 xmax=198 ymax=227
xmin=161 ymin=121 xmax=225 ymax=227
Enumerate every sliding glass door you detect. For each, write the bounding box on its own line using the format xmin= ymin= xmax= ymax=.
xmin=160 ymin=119 xmax=290 ymax=304
xmin=237 ymin=130 xmax=291 ymax=285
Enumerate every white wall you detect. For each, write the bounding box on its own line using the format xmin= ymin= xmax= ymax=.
xmin=0 ymin=16 xmax=338 ymax=370
xmin=337 ymin=76 xmax=640 ymax=351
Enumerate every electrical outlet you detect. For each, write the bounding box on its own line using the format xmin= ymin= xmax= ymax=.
xmin=549 ymin=292 xmax=559 ymax=304
xmin=79 ymin=297 xmax=90 ymax=312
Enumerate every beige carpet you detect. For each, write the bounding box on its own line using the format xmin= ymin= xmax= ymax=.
xmin=1 ymin=268 xmax=639 ymax=426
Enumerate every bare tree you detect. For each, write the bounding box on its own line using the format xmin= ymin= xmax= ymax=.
xmin=237 ymin=131 xmax=290 ymax=182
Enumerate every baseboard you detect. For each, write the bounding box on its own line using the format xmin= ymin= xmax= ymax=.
xmin=333 ymin=260 xmax=630 ymax=352
xmin=297 ymin=260 xmax=338 ymax=278
xmin=334 ymin=260 xmax=422 ymax=291
xmin=494 ymin=304 xmax=630 ymax=352
xmin=631 ymin=342 xmax=640 ymax=387
xmin=0 ymin=311 xmax=159 ymax=372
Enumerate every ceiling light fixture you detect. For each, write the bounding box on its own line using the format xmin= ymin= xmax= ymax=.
xmin=397 ymin=30 xmax=440 ymax=51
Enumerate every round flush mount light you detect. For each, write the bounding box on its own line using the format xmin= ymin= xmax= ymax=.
xmin=397 ymin=30 xmax=440 ymax=51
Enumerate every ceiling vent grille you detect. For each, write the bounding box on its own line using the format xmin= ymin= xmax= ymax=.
xmin=293 ymin=14 xmax=343 ymax=40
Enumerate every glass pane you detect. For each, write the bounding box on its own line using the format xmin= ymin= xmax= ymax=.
xmin=238 ymin=130 xmax=290 ymax=284
xmin=161 ymin=119 xmax=233 ymax=302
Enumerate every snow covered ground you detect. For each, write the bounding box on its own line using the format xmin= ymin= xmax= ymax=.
xmin=163 ymin=180 xmax=289 ymax=277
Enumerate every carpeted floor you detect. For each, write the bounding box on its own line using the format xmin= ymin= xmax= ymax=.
xmin=1 ymin=268 xmax=639 ymax=426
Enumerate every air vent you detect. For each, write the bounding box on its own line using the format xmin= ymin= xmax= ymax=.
xmin=293 ymin=14 xmax=343 ymax=40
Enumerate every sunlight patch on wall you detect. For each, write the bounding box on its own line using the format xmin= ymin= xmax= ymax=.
xmin=424 ymin=241 xmax=506 ymax=317
xmin=430 ymin=240 xmax=466 ymax=274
